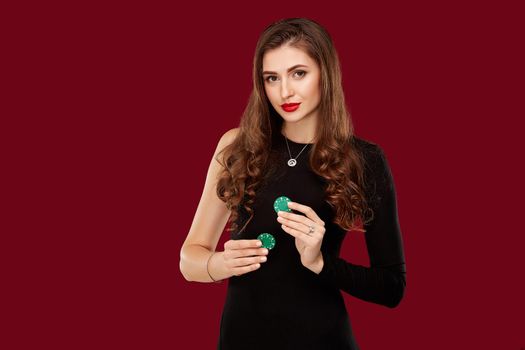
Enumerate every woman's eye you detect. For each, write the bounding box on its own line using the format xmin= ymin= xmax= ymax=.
xmin=264 ymin=70 xmax=306 ymax=83
xmin=295 ymin=70 xmax=306 ymax=78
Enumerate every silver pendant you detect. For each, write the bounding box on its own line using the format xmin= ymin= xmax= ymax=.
xmin=287 ymin=158 xmax=297 ymax=167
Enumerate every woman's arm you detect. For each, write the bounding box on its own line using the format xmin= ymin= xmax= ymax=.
xmin=179 ymin=128 xmax=239 ymax=283
xmin=311 ymin=144 xmax=407 ymax=308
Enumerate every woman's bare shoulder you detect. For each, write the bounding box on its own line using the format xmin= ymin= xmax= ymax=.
xmin=214 ymin=127 xmax=240 ymax=161
xmin=221 ymin=127 xmax=240 ymax=145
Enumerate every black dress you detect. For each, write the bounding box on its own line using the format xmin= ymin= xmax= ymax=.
xmin=217 ymin=133 xmax=407 ymax=350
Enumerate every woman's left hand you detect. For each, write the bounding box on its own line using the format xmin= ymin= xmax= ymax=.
xmin=276 ymin=201 xmax=326 ymax=269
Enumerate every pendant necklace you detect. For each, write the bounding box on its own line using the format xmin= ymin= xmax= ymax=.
xmin=283 ymin=133 xmax=315 ymax=167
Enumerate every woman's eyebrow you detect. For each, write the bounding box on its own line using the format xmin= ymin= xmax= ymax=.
xmin=262 ymin=64 xmax=309 ymax=75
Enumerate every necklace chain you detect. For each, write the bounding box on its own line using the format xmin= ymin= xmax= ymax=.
xmin=283 ymin=133 xmax=314 ymax=167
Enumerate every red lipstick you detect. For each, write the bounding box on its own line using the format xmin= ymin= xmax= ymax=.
xmin=281 ymin=103 xmax=301 ymax=112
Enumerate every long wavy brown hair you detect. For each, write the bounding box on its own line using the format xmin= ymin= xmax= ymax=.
xmin=216 ymin=17 xmax=373 ymax=236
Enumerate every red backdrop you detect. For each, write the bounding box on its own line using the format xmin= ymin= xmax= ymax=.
xmin=2 ymin=1 xmax=523 ymax=349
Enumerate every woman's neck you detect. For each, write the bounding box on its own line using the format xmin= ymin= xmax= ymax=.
xmin=281 ymin=120 xmax=317 ymax=144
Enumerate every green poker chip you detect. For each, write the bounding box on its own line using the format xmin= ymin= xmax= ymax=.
xmin=273 ymin=196 xmax=292 ymax=213
xmin=257 ymin=233 xmax=276 ymax=250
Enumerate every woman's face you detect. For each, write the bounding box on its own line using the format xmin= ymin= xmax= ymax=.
xmin=262 ymin=45 xmax=321 ymax=124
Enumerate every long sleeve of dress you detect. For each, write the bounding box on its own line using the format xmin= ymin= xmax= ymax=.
xmin=316 ymin=144 xmax=407 ymax=308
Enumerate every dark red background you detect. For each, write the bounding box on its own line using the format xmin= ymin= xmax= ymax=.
xmin=3 ymin=1 xmax=524 ymax=349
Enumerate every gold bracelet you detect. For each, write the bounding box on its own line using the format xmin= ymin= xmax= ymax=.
xmin=206 ymin=252 xmax=222 ymax=283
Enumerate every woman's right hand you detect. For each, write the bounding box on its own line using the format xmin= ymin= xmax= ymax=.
xmin=221 ymin=239 xmax=269 ymax=277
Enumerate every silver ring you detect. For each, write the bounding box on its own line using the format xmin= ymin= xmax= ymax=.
xmin=307 ymin=225 xmax=315 ymax=236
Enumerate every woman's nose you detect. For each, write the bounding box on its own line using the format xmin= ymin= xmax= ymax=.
xmin=281 ymin=80 xmax=294 ymax=99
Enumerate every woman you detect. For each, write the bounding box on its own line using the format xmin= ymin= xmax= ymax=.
xmin=180 ymin=17 xmax=407 ymax=350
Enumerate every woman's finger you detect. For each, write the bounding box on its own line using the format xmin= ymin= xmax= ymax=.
xmin=287 ymin=201 xmax=325 ymax=226
xmin=278 ymin=215 xmax=315 ymax=235
xmin=280 ymin=223 xmax=316 ymax=242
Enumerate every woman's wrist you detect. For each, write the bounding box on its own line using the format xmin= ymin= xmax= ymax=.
xmin=305 ymin=253 xmax=324 ymax=274
xmin=206 ymin=251 xmax=225 ymax=283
